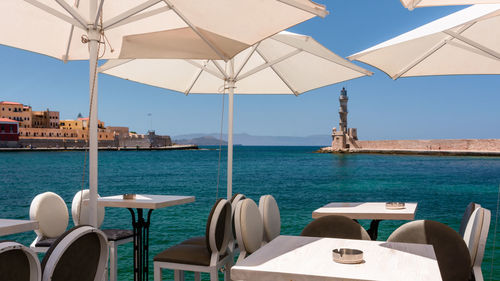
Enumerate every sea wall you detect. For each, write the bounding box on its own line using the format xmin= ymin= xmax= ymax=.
xmin=19 ymin=138 xmax=116 ymax=148
xmin=355 ymin=139 xmax=500 ymax=151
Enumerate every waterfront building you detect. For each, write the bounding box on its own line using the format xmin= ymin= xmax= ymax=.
xmin=1 ymin=100 xmax=172 ymax=148
xmin=0 ymin=118 xmax=19 ymax=147
xmin=0 ymin=101 xmax=32 ymax=128
xmin=32 ymin=110 xmax=60 ymax=129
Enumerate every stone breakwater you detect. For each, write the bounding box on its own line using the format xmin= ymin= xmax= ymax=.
xmin=319 ymin=139 xmax=500 ymax=156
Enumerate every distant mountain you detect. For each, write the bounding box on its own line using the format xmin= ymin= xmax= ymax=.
xmin=173 ymin=133 xmax=330 ymax=146
xmin=174 ymin=136 xmax=228 ymax=146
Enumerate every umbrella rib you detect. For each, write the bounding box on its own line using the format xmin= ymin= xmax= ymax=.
xmin=162 ymin=0 xmax=229 ymax=62
xmin=24 ymin=0 xmax=86 ymax=30
xmin=98 ymin=59 xmax=134 ymax=72
xmin=237 ymin=49 xmax=301 ymax=81
xmin=447 ymin=40 xmax=500 ymax=61
xmin=93 ymin=0 xmax=105 ymax=29
xmin=408 ymin=0 xmax=423 ymax=10
xmin=185 ymin=60 xmax=209 ymax=95
xmin=234 ymin=43 xmax=260 ymax=80
xmin=271 ymin=36 xmax=373 ymax=76
xmin=255 ymin=49 xmax=300 ymax=95
xmin=211 ymin=61 xmax=230 ymax=79
xmin=443 ymin=30 xmax=500 ymax=61
xmin=186 ymin=60 xmax=226 ymax=80
xmin=55 ymin=0 xmax=89 ymax=28
xmin=103 ymin=0 xmax=164 ymax=30
xmin=63 ymin=25 xmax=75 ymax=62
xmin=63 ymin=0 xmax=81 ymax=62
xmin=104 ymin=6 xmax=171 ymax=30
xmin=276 ymin=0 xmax=329 ymax=18
xmin=393 ymin=22 xmax=476 ymax=79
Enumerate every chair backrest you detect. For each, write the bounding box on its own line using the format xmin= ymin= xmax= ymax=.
xmin=71 ymin=190 xmax=105 ymax=228
xmin=30 ymin=192 xmax=69 ymax=239
xmin=459 ymin=202 xmax=481 ymax=237
xmin=41 ymin=225 xmax=108 ymax=281
xmin=0 ymin=241 xmax=41 ymax=281
xmin=234 ymin=199 xmax=264 ymax=261
xmin=463 ymin=207 xmax=491 ymax=270
xmin=231 ymin=193 xmax=246 ymax=239
xmin=204 ymin=199 xmax=232 ymax=255
xmin=301 ymin=215 xmax=371 ymax=240
xmin=258 ymin=195 xmax=280 ymax=243
xmin=387 ymin=220 xmax=471 ymax=281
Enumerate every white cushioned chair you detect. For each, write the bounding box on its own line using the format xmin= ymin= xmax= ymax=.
xmin=258 ymin=195 xmax=280 ymax=244
xmin=41 ymin=225 xmax=108 ymax=281
xmin=72 ymin=190 xmax=133 ymax=281
xmin=387 ymin=220 xmax=471 ymax=281
xmin=154 ymin=199 xmax=232 ymax=281
xmin=234 ymin=199 xmax=264 ymax=264
xmin=29 ymin=192 xmax=69 ymax=253
xmin=463 ymin=207 xmax=491 ymax=281
xmin=0 ymin=240 xmax=41 ymax=281
xmin=459 ymin=202 xmax=481 ymax=237
xmin=301 ymin=215 xmax=371 ymax=240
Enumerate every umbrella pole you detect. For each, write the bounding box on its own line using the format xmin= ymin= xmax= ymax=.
xmin=88 ymin=28 xmax=100 ymax=227
xmin=227 ymin=60 xmax=235 ymax=200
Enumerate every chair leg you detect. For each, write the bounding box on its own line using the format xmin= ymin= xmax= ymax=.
xmin=224 ymin=267 xmax=231 ymax=281
xmin=109 ymin=242 xmax=118 ymax=281
xmin=194 ymin=272 xmax=201 ymax=281
xmin=174 ymin=270 xmax=185 ymax=281
xmin=154 ymin=263 xmax=162 ymax=281
xmin=210 ymin=269 xmax=218 ymax=281
xmin=473 ymin=266 xmax=483 ymax=281
xmin=224 ymin=261 xmax=232 ymax=281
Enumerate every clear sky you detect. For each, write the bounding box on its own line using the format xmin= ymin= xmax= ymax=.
xmin=0 ymin=0 xmax=499 ymax=140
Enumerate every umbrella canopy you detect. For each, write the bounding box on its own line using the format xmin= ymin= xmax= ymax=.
xmin=349 ymin=4 xmax=500 ymax=79
xmin=401 ymin=0 xmax=500 ymax=10
xmin=0 ymin=0 xmax=327 ymax=226
xmin=1 ymin=0 xmax=327 ymax=61
xmin=100 ymin=31 xmax=372 ymax=199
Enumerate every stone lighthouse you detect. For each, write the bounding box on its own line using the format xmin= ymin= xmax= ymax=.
xmin=332 ymin=87 xmax=357 ymax=150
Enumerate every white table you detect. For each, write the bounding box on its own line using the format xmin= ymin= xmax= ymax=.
xmin=312 ymin=202 xmax=418 ymax=240
xmin=231 ymin=235 xmax=442 ymax=281
xmin=98 ymin=194 xmax=195 ymax=281
xmin=0 ymin=219 xmax=39 ymax=236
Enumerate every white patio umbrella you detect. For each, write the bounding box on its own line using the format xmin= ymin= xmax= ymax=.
xmin=349 ymin=4 xmax=500 ymax=79
xmin=401 ymin=0 xmax=500 ymax=10
xmin=100 ymin=31 xmax=372 ymax=199
xmin=0 ymin=0 xmax=327 ymax=226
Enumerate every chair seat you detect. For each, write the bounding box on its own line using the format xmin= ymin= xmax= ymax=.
xmin=154 ymin=244 xmax=226 ymax=267
xmin=102 ymin=229 xmax=134 ymax=241
xmin=35 ymin=237 xmax=58 ymax=247
xmin=180 ymin=236 xmax=205 ymax=246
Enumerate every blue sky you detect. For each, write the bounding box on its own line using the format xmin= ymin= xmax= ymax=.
xmin=1 ymin=0 xmax=499 ymax=140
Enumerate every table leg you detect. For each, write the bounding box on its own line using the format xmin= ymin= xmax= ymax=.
xmin=367 ymin=219 xmax=382 ymax=240
xmin=128 ymin=208 xmax=154 ymax=281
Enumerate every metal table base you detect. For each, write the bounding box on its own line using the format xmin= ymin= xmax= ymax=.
xmin=128 ymin=208 xmax=153 ymax=281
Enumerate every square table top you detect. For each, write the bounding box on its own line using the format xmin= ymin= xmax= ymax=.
xmin=312 ymin=202 xmax=418 ymax=220
xmin=231 ymin=235 xmax=441 ymax=281
xmin=96 ymin=194 xmax=195 ymax=209
xmin=0 ymin=219 xmax=39 ymax=236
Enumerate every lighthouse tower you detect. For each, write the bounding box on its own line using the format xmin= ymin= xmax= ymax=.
xmin=339 ymin=87 xmax=348 ymax=134
xmin=332 ymin=87 xmax=357 ymax=150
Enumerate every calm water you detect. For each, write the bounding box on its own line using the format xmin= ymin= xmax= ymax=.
xmin=1 ymin=146 xmax=499 ymax=280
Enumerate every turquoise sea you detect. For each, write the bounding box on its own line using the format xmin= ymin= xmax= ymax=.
xmin=1 ymin=146 xmax=499 ymax=280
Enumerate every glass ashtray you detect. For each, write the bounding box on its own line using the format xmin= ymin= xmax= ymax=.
xmin=386 ymin=202 xmax=405 ymax=210
xmin=332 ymin=248 xmax=364 ymax=264
xmin=123 ymin=194 xmax=136 ymax=200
